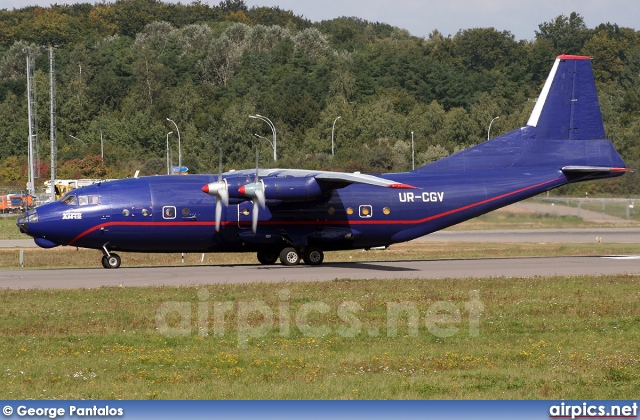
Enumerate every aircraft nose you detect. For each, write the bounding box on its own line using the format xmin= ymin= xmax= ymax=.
xmin=17 ymin=210 xmax=39 ymax=234
xmin=17 ymin=221 xmax=28 ymax=233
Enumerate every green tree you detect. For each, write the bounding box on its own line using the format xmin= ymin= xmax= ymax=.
xmin=535 ymin=12 xmax=592 ymax=55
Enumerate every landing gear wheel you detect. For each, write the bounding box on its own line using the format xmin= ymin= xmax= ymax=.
xmin=104 ymin=253 xmax=121 ymax=269
xmin=279 ymin=247 xmax=300 ymax=266
xmin=303 ymin=247 xmax=324 ymax=266
xmin=257 ymin=250 xmax=278 ymax=265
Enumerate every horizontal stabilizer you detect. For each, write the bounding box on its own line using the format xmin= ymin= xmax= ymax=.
xmin=562 ymin=166 xmax=631 ymax=173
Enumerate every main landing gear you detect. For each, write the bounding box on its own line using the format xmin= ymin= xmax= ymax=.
xmin=101 ymin=246 xmax=121 ymax=269
xmin=257 ymin=246 xmax=324 ymax=266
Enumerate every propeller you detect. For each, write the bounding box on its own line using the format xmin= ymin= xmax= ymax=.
xmin=238 ymin=149 xmax=266 ymax=233
xmin=201 ymin=152 xmax=229 ymax=232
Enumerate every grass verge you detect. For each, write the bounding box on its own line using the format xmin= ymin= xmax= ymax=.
xmin=0 ymin=275 xmax=638 ymax=399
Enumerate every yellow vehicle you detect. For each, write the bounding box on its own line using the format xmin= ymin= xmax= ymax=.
xmin=44 ymin=179 xmax=106 ymax=201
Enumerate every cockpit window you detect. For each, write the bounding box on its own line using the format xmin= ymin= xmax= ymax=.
xmin=62 ymin=194 xmax=99 ymax=206
xmin=62 ymin=194 xmax=78 ymax=206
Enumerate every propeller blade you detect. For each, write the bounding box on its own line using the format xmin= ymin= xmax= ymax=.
xmin=218 ymin=181 xmax=229 ymax=206
xmin=255 ymin=183 xmax=266 ymax=209
xmin=215 ymin=199 xmax=222 ymax=232
xmin=252 ymin=200 xmax=259 ymax=234
xmin=204 ymin=150 xmax=229 ymax=232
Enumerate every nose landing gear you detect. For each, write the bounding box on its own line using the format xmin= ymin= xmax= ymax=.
xmin=101 ymin=245 xmax=121 ymax=269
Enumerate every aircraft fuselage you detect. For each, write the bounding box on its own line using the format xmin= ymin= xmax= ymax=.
xmin=20 ymin=166 xmax=568 ymax=255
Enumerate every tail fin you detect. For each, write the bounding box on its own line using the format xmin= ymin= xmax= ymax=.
xmin=417 ymin=54 xmax=626 ymax=173
xmin=526 ymin=55 xmax=605 ymax=140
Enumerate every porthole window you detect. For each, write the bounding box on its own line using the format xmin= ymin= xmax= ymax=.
xmin=242 ymin=208 xmax=251 ymax=216
xmin=327 ymin=207 xmax=335 ymax=215
xmin=122 ymin=209 xmax=130 ymax=217
xmin=182 ymin=208 xmax=190 ymax=216
xmin=383 ymin=207 xmax=391 ymax=215
xmin=163 ymin=206 xmax=176 ymax=219
xmin=359 ymin=205 xmax=373 ymax=218
xmin=142 ymin=209 xmax=149 ymax=217
xmin=346 ymin=207 xmax=354 ymax=215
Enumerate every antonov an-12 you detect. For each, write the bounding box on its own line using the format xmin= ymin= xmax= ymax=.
xmin=18 ymin=55 xmax=629 ymax=268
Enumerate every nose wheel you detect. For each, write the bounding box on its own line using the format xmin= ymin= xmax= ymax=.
xmin=101 ymin=253 xmax=121 ymax=269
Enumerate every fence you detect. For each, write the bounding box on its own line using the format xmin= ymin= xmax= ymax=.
xmin=534 ymin=197 xmax=639 ymax=220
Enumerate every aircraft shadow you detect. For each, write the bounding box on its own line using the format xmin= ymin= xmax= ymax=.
xmin=325 ymin=262 xmax=419 ymax=272
xmin=249 ymin=261 xmax=419 ymax=272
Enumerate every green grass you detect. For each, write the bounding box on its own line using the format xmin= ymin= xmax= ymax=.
xmin=0 ymin=216 xmax=23 ymax=240
xmin=451 ymin=210 xmax=640 ymax=230
xmin=0 ymin=275 xmax=638 ymax=399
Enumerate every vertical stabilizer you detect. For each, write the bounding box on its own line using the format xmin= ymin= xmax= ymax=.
xmin=526 ymin=55 xmax=605 ymax=140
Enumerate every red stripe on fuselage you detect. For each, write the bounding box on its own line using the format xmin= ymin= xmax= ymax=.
xmin=67 ymin=176 xmax=563 ymax=246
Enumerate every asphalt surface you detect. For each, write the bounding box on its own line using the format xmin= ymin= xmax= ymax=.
xmin=0 ymin=255 xmax=639 ymax=289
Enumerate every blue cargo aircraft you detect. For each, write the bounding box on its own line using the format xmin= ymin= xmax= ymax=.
xmin=17 ymin=55 xmax=629 ymax=268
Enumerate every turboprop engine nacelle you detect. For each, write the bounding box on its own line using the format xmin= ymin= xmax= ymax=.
xmin=239 ymin=177 xmax=323 ymax=201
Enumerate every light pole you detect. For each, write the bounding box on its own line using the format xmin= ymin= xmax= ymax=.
xmin=411 ymin=131 xmax=415 ymax=170
xmin=331 ymin=116 xmax=341 ymax=156
xmin=249 ymin=114 xmax=276 ymax=161
xmin=166 ymin=118 xmax=181 ymax=174
xmin=68 ymin=134 xmax=86 ymax=146
xmin=254 ymin=133 xmax=274 ymax=151
xmin=92 ymin=120 xmax=104 ymax=161
xmin=488 ymin=116 xmax=499 ymax=140
xmin=166 ymin=131 xmax=173 ymax=175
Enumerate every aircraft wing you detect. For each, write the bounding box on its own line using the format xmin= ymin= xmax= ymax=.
xmin=224 ymin=168 xmax=415 ymax=189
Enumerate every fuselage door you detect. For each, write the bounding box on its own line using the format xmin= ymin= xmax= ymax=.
xmin=100 ymin=189 xmax=111 ymax=234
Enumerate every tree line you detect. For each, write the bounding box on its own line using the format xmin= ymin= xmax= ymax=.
xmin=0 ymin=1 xmax=639 ymax=195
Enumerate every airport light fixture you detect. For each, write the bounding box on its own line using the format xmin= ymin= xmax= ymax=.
xmin=254 ymin=133 xmax=274 ymax=150
xmin=411 ymin=131 xmax=414 ymax=170
xmin=166 ymin=131 xmax=173 ymax=175
xmin=488 ymin=116 xmax=499 ymax=140
xmin=68 ymin=134 xmax=86 ymax=146
xmin=92 ymin=120 xmax=104 ymax=161
xmin=166 ymin=118 xmax=181 ymax=174
xmin=332 ymin=116 xmax=341 ymax=156
xmin=249 ymin=115 xmax=276 ymax=161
